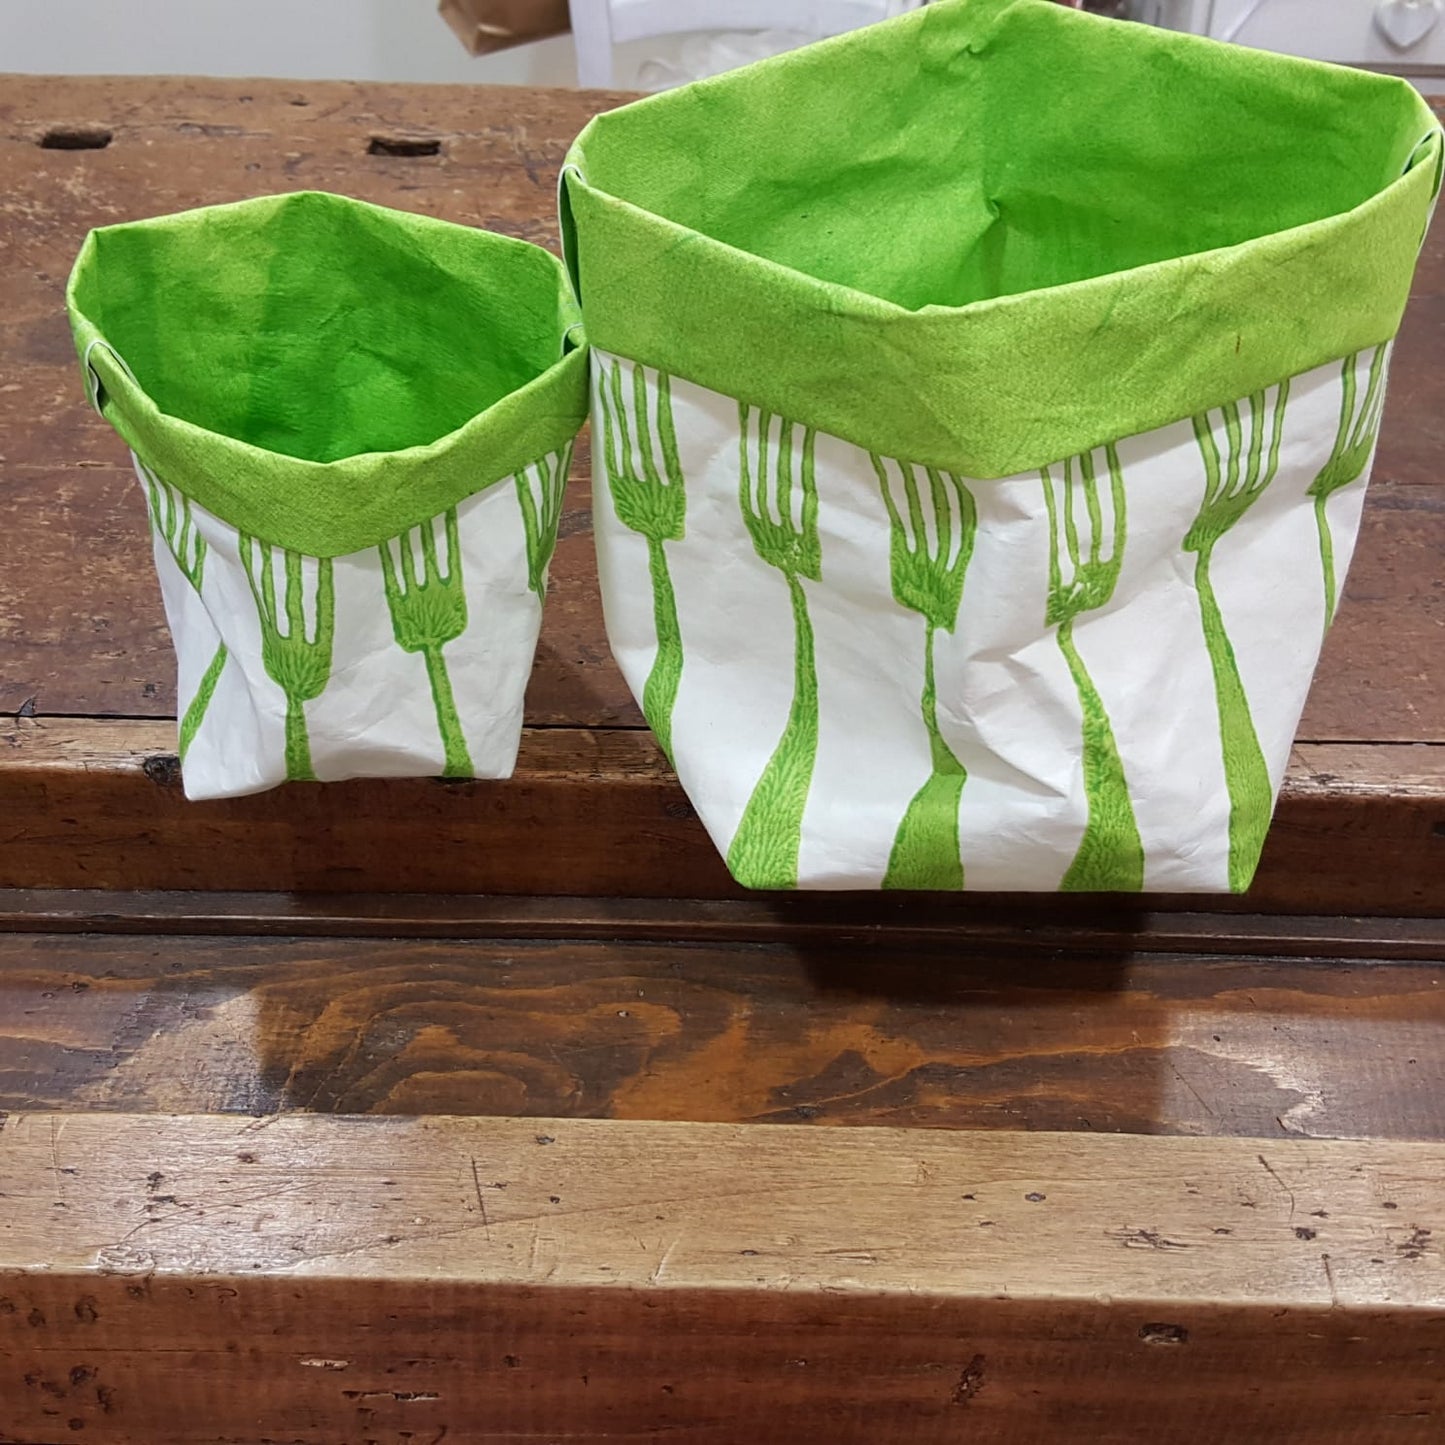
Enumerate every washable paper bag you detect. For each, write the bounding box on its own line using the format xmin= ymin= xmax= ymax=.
xmin=563 ymin=0 xmax=1441 ymax=893
xmin=68 ymin=191 xmax=587 ymax=800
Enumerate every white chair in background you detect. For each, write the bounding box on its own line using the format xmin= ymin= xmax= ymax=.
xmin=567 ymin=0 xmax=925 ymax=88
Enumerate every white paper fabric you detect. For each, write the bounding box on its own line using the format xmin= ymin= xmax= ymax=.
xmin=138 ymin=451 xmax=564 ymax=800
xmin=592 ymin=348 xmax=1383 ymax=892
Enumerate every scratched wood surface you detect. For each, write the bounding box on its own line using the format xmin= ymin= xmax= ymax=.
xmin=0 ymin=73 xmax=1442 ymax=744
xmin=2 ymin=1115 xmax=1442 ymax=1445
xmin=1 ymin=929 xmax=1443 ymax=1137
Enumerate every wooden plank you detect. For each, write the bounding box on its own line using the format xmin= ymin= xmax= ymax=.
xmin=1 ymin=1114 xmax=1442 ymax=1444
xmin=3 ymin=888 xmax=1445 ymax=959
xmin=1 ymin=931 xmax=1442 ymax=1137
xmin=0 ymin=74 xmax=1441 ymax=744
xmin=1 ymin=719 xmax=1441 ymax=911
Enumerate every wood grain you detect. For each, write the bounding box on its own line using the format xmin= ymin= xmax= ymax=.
xmin=0 ymin=74 xmax=1441 ymax=744
xmin=3 ymin=888 xmax=1445 ymax=958
xmin=1 ymin=931 xmax=1442 ymax=1137
xmin=1 ymin=719 xmax=1442 ymax=910
xmin=1 ymin=1114 xmax=1442 ymax=1445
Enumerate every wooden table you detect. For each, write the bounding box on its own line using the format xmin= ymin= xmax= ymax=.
xmin=0 ymin=75 xmax=1442 ymax=1445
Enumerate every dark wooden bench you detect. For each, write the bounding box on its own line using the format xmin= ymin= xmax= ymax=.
xmin=1 ymin=74 xmax=1442 ymax=1445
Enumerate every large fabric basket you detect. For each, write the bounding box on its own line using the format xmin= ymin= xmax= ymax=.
xmin=68 ymin=191 xmax=588 ymax=799
xmin=564 ymin=0 xmax=1441 ymax=893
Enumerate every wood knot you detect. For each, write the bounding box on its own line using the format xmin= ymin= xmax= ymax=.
xmin=142 ymin=753 xmax=181 ymax=787
xmin=40 ymin=126 xmax=112 ymax=150
xmin=951 ymin=1354 xmax=985 ymax=1404
xmin=368 ymin=135 xmax=441 ymax=157
xmin=1139 ymin=1323 xmax=1189 ymax=1346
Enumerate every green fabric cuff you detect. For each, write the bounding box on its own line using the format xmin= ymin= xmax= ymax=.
xmin=563 ymin=0 xmax=1441 ymax=479
xmin=68 ymin=192 xmax=589 ymax=557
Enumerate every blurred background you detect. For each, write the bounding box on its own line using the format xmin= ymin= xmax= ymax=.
xmin=1 ymin=0 xmax=1441 ymax=91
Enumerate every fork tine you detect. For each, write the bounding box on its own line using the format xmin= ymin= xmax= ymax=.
xmin=419 ymin=509 xmax=441 ymax=583
xmin=1366 ymin=355 xmax=1388 ymax=441
xmin=903 ymin=459 xmax=926 ymax=555
xmin=1192 ymin=411 xmax=1224 ymax=514
xmin=444 ymin=505 xmax=461 ymax=584
xmin=557 ymin=444 xmax=572 ymax=530
xmin=1262 ymin=380 xmax=1289 ymax=488
xmin=800 ymin=426 xmax=817 ymax=544
xmin=875 ymin=454 xmax=906 ymax=540
xmin=185 ymin=497 xmax=206 ymax=588
xmin=635 ymin=365 xmax=659 ymax=489
xmin=260 ymin=541 xmax=277 ymax=632
xmin=141 ymin=467 xmax=158 ymax=534
xmin=178 ymin=493 xmax=194 ymax=574
xmin=1224 ymin=401 xmax=1247 ymax=499
xmin=656 ymin=372 xmax=681 ymax=490
xmin=1080 ymin=448 xmax=1103 ymax=570
xmin=515 ymin=469 xmax=541 ymax=589
xmin=284 ymin=549 xmax=305 ymax=642
xmin=919 ymin=471 xmax=942 ymax=566
xmin=611 ymin=357 xmax=635 ymax=486
xmin=952 ymin=474 xmax=976 ymax=576
xmin=1062 ymin=452 xmax=1082 ymax=582
xmin=925 ymin=468 xmax=948 ymax=565
xmin=760 ymin=412 xmax=779 ymax=526
xmin=775 ymin=417 xmax=792 ymax=530
xmin=1041 ymin=463 xmax=1064 ymax=600
xmin=399 ymin=521 xmax=418 ymax=594
xmin=1353 ymin=344 xmax=1387 ymax=451
xmin=737 ymin=403 xmax=754 ymax=522
xmin=1334 ymin=352 xmax=1359 ymax=463
xmin=1104 ymin=443 xmax=1125 ymax=569
xmin=161 ymin=475 xmax=177 ymax=546
xmin=315 ymin=556 xmax=335 ymax=652
xmin=1245 ymin=391 xmax=1268 ymax=493
xmin=597 ymin=359 xmax=621 ymax=484
xmin=379 ymin=530 xmax=400 ymax=600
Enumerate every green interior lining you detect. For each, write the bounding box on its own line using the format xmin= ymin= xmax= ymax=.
xmin=564 ymin=0 xmax=1439 ymax=477
xmin=577 ymin=0 xmax=1423 ymax=313
xmin=71 ymin=190 xmax=573 ymax=463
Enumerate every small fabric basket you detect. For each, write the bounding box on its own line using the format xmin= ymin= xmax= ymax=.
xmin=68 ymin=190 xmax=588 ymax=799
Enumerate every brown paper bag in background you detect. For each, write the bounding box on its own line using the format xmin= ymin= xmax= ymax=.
xmin=439 ymin=0 xmax=571 ymax=55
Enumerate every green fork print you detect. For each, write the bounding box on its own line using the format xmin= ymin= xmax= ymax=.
xmin=515 ymin=444 xmax=574 ymax=599
xmin=137 ymin=462 xmax=227 ymax=763
xmin=1186 ymin=382 xmax=1290 ymax=892
xmin=872 ymin=455 xmax=976 ymax=891
xmin=379 ymin=509 xmax=473 ymax=779
xmin=596 ymin=357 xmax=687 ymax=761
xmin=240 ymin=537 xmax=335 ymax=782
xmin=1309 ymin=346 xmax=1386 ymax=634
xmin=727 ymin=407 xmax=821 ymax=889
xmin=1041 ymin=444 xmax=1144 ymax=892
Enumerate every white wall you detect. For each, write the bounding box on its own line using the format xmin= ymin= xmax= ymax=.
xmin=0 ymin=0 xmax=585 ymax=85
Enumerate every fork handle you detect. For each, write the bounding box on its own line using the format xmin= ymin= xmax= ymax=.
xmin=424 ymin=644 xmax=474 ymax=779
xmin=1056 ymin=618 xmax=1143 ymax=892
xmin=1313 ymin=493 xmax=1339 ymax=637
xmin=727 ymin=573 xmax=818 ymax=889
xmin=1194 ymin=547 xmax=1271 ymax=892
xmin=643 ymin=534 xmax=683 ymax=764
xmin=284 ymin=694 xmax=316 ymax=782
xmin=883 ymin=623 xmax=966 ymax=891
xmin=179 ymin=642 xmax=228 ymax=765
